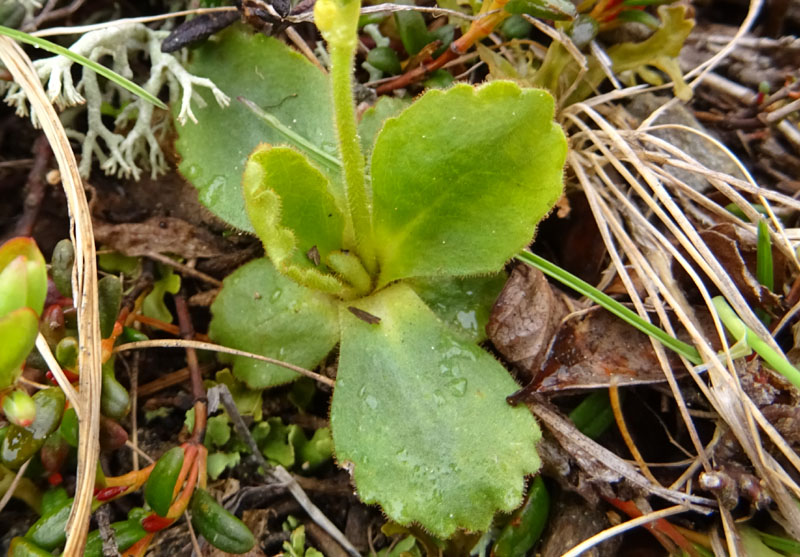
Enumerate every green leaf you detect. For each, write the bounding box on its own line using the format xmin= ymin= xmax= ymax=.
xmin=97 ymin=275 xmax=122 ymax=338
xmin=209 ymin=259 xmax=340 ymax=389
xmin=176 ymin=26 xmax=339 ymax=232
xmin=573 ymin=6 xmax=693 ymax=104
xmin=503 ymin=0 xmax=576 ymax=20
xmin=331 ymin=284 xmax=541 ymax=537
xmin=205 ymin=415 xmax=231 ymax=448
xmin=0 ymin=308 xmax=38 ymax=388
xmin=243 ymin=145 xmax=346 ymax=293
xmin=215 ymin=369 xmax=263 ymax=420
xmin=409 ymin=273 xmax=507 ymax=342
xmin=492 ymin=475 xmax=549 ymax=557
xmin=395 ymin=8 xmax=433 ymax=56
xmin=296 ymin=427 xmax=334 ymax=472
xmin=207 ymin=452 xmax=241 ymax=480
xmin=359 ymin=97 xmax=412 ymax=160
xmin=253 ymin=417 xmax=296 ymax=467
xmin=142 ymin=266 xmax=181 ymax=323
xmin=371 ymin=82 xmax=566 ymax=287
xmin=0 ymin=237 xmax=47 ymax=316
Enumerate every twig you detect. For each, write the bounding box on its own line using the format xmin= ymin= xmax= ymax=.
xmin=609 ymin=381 xmax=661 ymax=486
xmin=96 ymin=505 xmax=121 ymax=557
xmin=26 ymin=0 xmax=88 ymax=31
xmin=13 ymin=134 xmax=51 ymax=237
xmin=185 ymin=510 xmax=203 ymax=557
xmin=114 ymin=339 xmax=335 ymax=387
xmin=145 ymin=251 xmax=222 ymax=287
xmin=561 ymin=505 xmax=689 ymax=557
xmin=137 ymin=364 xmax=214 ymax=397
xmin=529 ymin=396 xmax=715 ymax=511
xmin=35 ymin=333 xmax=82 ymax=418
xmin=31 ymin=3 xmax=476 ymax=39
xmin=212 ymin=383 xmax=360 ymax=557
xmin=128 ymin=348 xmax=140 ymax=471
xmin=763 ymin=97 xmax=800 ymax=124
xmin=125 ymin=440 xmax=155 ymax=464
xmin=0 ymin=459 xmax=31 ymax=513
xmin=175 ymin=291 xmax=208 ymax=445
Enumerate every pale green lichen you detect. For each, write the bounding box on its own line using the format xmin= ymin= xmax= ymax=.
xmin=1 ymin=22 xmax=230 ymax=179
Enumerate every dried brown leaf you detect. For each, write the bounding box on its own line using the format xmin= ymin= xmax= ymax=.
xmin=487 ymin=264 xmax=569 ymax=383
xmin=93 ymin=216 xmax=228 ymax=258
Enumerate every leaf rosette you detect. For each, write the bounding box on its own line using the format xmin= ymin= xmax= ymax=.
xmin=179 ymin=26 xmax=566 ymax=538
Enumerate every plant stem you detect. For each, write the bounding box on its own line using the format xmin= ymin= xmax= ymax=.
xmin=319 ymin=0 xmax=376 ymax=274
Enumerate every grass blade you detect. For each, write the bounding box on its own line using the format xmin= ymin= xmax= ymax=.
xmin=756 ymin=219 xmax=774 ymax=291
xmin=0 ymin=25 xmax=167 ymax=110
xmin=712 ymin=296 xmax=800 ymax=390
xmin=515 ymin=250 xmax=702 ymax=365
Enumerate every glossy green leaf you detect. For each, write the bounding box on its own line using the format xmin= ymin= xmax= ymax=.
xmin=101 ymin=359 xmax=131 ymax=420
xmin=331 ymin=284 xmax=541 ymax=537
xmin=0 ymin=308 xmax=38 ymax=388
xmin=0 ymin=257 xmax=30 ymax=318
xmin=504 ymin=0 xmax=576 ymax=20
xmin=395 ymin=8 xmax=433 ymax=56
xmin=371 ymin=82 xmax=566 ymax=287
xmin=25 ymin=498 xmax=73 ymax=551
xmin=83 ymin=518 xmax=148 ymax=557
xmin=145 ymin=446 xmax=185 ymax=516
xmin=209 ymin=259 xmax=340 ymax=388
xmin=97 ymin=275 xmax=122 ymax=338
xmin=2 ymin=390 xmax=36 ymax=427
xmin=176 ymin=27 xmax=339 ymax=231
xmin=50 ymin=239 xmax=74 ymax=298
xmin=0 ymin=237 xmax=47 ymax=316
xmin=190 ymin=488 xmax=255 ymax=554
xmin=409 ymin=273 xmax=507 ymax=342
xmin=493 ymin=475 xmax=550 ymax=557
xmin=10 ymin=536 xmax=55 ymax=557
xmin=243 ymin=145 xmax=346 ymax=293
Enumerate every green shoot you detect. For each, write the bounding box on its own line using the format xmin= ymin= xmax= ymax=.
xmin=515 ymin=250 xmax=702 ymax=365
xmin=756 ymin=220 xmax=774 ymax=292
xmin=755 ymin=219 xmax=774 ymax=326
xmin=314 ymin=0 xmax=376 ymax=273
xmin=724 ymin=202 xmax=769 ymax=222
xmin=756 ymin=530 xmax=800 ymax=554
xmin=712 ymin=296 xmax=800 ymax=390
xmin=0 ymin=25 xmax=166 ymax=110
xmin=568 ymin=391 xmax=615 ymax=439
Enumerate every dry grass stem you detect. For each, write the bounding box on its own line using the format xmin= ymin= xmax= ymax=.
xmin=35 ymin=333 xmax=82 ymax=418
xmin=0 ymin=36 xmax=102 ymax=554
xmin=0 ymin=459 xmax=31 ymax=514
xmin=114 ymin=339 xmax=335 ymax=387
xmin=561 ymin=505 xmax=691 ymax=557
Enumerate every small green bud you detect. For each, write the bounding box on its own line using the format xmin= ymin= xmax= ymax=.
xmin=2 ymin=390 xmax=36 ymax=427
